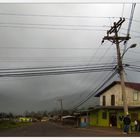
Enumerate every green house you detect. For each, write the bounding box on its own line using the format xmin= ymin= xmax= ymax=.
xmin=88 ymin=81 xmax=140 ymax=129
xmin=89 ymin=106 xmax=140 ymax=129
xmin=18 ymin=117 xmax=32 ymax=122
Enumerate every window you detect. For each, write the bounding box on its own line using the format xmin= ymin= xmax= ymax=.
xmin=103 ymin=96 xmax=106 ymax=106
xmin=102 ymin=112 xmax=107 ymax=119
xmin=133 ymin=91 xmax=138 ymax=101
xmin=111 ymin=95 xmax=115 ymax=106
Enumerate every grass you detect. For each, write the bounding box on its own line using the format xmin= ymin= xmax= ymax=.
xmin=0 ymin=120 xmax=32 ymax=129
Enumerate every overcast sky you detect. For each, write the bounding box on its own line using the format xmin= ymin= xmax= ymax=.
xmin=0 ymin=2 xmax=139 ymax=112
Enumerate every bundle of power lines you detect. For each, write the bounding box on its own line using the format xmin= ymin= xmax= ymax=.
xmin=70 ymin=68 xmax=118 ymax=110
xmin=126 ymin=64 xmax=140 ymax=73
xmin=0 ymin=63 xmax=116 ymax=77
xmin=69 ymin=63 xmax=140 ymax=110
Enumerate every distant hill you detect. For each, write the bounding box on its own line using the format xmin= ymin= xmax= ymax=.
xmin=35 ymin=93 xmax=100 ymax=111
xmin=0 ymin=94 xmax=31 ymax=114
xmin=0 ymin=92 xmax=99 ymax=114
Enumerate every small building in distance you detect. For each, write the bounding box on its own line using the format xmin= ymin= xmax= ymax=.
xmin=18 ymin=117 xmax=32 ymax=122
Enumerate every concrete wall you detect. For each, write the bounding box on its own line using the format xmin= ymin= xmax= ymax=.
xmin=89 ymin=111 xmax=98 ymax=126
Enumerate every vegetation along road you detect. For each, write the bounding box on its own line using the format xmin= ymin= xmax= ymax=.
xmin=0 ymin=121 xmax=140 ymax=137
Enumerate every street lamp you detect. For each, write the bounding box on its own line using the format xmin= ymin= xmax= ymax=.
xmin=122 ymin=44 xmax=137 ymax=58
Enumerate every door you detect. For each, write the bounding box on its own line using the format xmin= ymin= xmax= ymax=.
xmin=109 ymin=113 xmax=117 ymax=126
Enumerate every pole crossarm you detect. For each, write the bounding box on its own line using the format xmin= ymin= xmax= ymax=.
xmin=102 ymin=18 xmax=130 ymax=44
xmin=103 ymin=36 xmax=130 ymax=43
xmin=107 ymin=18 xmax=125 ymax=35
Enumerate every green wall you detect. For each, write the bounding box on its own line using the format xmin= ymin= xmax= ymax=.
xmin=89 ymin=111 xmax=97 ymax=126
xmin=116 ymin=111 xmax=123 ymax=129
xmin=89 ymin=110 xmax=109 ymax=127
xmin=98 ymin=110 xmax=109 ymax=126
xmin=89 ymin=109 xmax=140 ymax=129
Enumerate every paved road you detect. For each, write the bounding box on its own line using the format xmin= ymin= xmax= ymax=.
xmin=0 ymin=122 xmax=139 ymax=137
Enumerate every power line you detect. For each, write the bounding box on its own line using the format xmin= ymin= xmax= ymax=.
xmin=0 ymin=65 xmax=115 ymax=73
xmin=124 ymin=68 xmax=134 ymax=83
xmin=73 ymin=69 xmax=116 ymax=109
xmin=127 ymin=64 xmax=140 ymax=68
xmin=0 ymin=24 xmax=140 ymax=33
xmin=0 ymin=13 xmax=127 ymax=19
xmin=73 ymin=70 xmax=118 ymax=110
xmin=64 ymin=43 xmax=109 ymax=102
xmin=63 ymin=43 xmax=114 ymax=101
xmin=0 ymin=25 xmax=107 ymax=31
xmin=0 ymin=55 xmax=116 ymax=62
xmin=0 ymin=62 xmax=115 ymax=71
xmin=69 ymin=44 xmax=117 ymax=109
xmin=123 ymin=57 xmax=140 ymax=61
xmin=71 ymin=68 xmax=118 ymax=110
xmin=0 ymin=22 xmax=107 ymax=28
xmin=126 ymin=67 xmax=140 ymax=73
xmin=0 ymin=59 xmax=116 ymax=63
xmin=0 ymin=56 xmax=115 ymax=59
xmin=0 ymin=47 xmax=115 ymax=50
xmin=0 ymin=14 xmax=133 ymax=19
xmin=0 ymin=13 xmax=140 ymax=23
xmin=0 ymin=23 xmax=140 ymax=33
xmin=121 ymin=28 xmax=140 ymax=34
xmin=62 ymin=43 xmax=114 ymax=99
xmin=69 ymin=70 xmax=116 ymax=109
xmin=0 ymin=13 xmax=115 ymax=19
xmin=0 ymin=67 xmax=115 ymax=77
xmin=0 ymin=2 xmax=134 ymax=4
xmin=0 ymin=63 xmax=116 ymax=76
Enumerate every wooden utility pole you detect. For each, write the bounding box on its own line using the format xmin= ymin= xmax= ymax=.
xmin=57 ymin=98 xmax=63 ymax=119
xmin=102 ymin=18 xmax=130 ymax=116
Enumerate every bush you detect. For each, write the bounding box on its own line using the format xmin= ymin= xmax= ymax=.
xmin=0 ymin=120 xmax=31 ymax=129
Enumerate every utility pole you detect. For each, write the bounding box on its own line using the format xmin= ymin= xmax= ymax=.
xmin=102 ymin=18 xmax=130 ymax=116
xmin=57 ymin=98 xmax=63 ymax=119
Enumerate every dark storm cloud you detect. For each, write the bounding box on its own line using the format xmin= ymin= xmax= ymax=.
xmin=0 ymin=3 xmax=139 ymax=113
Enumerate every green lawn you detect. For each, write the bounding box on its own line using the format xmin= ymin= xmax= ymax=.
xmin=0 ymin=120 xmax=32 ymax=129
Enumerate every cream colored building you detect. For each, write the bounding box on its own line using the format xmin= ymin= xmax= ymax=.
xmin=93 ymin=81 xmax=140 ymax=128
xmin=96 ymin=81 xmax=140 ymax=107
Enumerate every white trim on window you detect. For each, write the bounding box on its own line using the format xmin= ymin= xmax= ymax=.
xmin=133 ymin=91 xmax=138 ymax=101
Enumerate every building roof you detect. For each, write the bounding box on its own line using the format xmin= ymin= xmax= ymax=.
xmin=73 ymin=109 xmax=89 ymax=116
xmin=62 ymin=115 xmax=75 ymax=119
xmin=95 ymin=81 xmax=140 ymax=97
xmin=75 ymin=106 xmax=140 ymax=113
xmin=89 ymin=105 xmax=140 ymax=111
